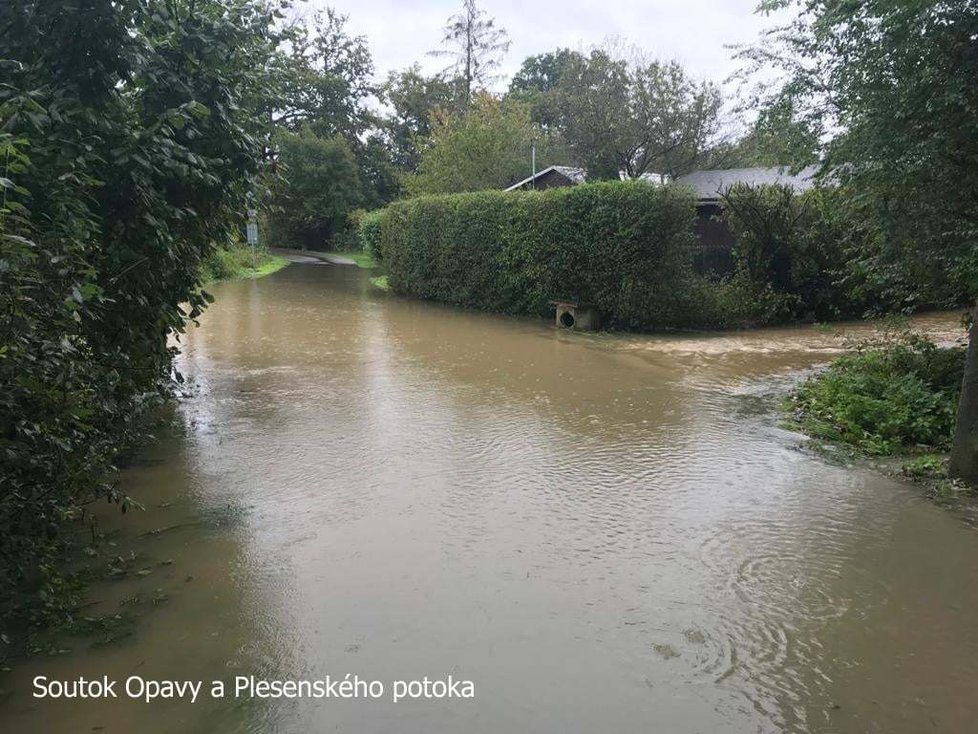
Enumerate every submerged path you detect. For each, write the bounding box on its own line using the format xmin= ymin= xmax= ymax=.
xmin=1 ymin=263 xmax=974 ymax=734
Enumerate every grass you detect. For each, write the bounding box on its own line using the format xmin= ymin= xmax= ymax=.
xmin=201 ymin=244 xmax=289 ymax=283
xmin=239 ymin=254 xmax=289 ymax=279
xmin=369 ymin=274 xmax=389 ymax=290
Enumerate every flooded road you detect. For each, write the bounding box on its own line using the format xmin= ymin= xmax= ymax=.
xmin=2 ymin=262 xmax=977 ymax=733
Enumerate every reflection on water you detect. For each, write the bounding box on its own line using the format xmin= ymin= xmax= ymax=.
xmin=2 ymin=263 xmax=976 ymax=733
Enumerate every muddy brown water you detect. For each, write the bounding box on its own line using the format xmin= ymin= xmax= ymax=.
xmin=2 ymin=262 xmax=977 ymax=733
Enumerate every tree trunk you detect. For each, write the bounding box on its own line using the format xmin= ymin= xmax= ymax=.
xmin=949 ymin=305 xmax=978 ymax=482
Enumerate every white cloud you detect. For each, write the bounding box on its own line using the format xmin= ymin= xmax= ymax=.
xmin=304 ymin=0 xmax=786 ymax=88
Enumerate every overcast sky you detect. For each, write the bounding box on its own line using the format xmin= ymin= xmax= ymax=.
xmin=303 ymin=0 xmax=784 ymax=91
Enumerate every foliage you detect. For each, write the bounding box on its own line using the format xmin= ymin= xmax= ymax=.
xmin=267 ymin=126 xmax=363 ymax=248
xmin=902 ymin=454 xmax=946 ymax=480
xmin=379 ymin=65 xmax=462 ymax=172
xmin=429 ymin=0 xmax=510 ymax=104
xmin=267 ymin=10 xmax=399 ymax=230
xmin=744 ymin=0 xmax=977 ymax=309
xmin=741 ymin=0 xmax=978 ymax=479
xmin=720 ymin=183 xmax=885 ymax=321
xmin=538 ymin=49 xmax=724 ymax=179
xmin=718 ymin=98 xmax=820 ymax=168
xmin=358 ymin=210 xmax=384 ymax=259
xmin=271 ymin=8 xmax=375 ymax=141
xmin=0 ymin=0 xmax=276 ymax=631
xmin=788 ymin=334 xmax=966 ymax=455
xmin=200 ymin=243 xmax=288 ymax=282
xmin=404 ymin=94 xmax=561 ymax=196
xmin=371 ymin=181 xmax=713 ymax=330
xmin=507 ymin=49 xmax=580 ymax=130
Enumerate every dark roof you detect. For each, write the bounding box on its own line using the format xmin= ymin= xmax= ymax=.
xmin=673 ymin=166 xmax=818 ymax=201
xmin=505 ymin=165 xmax=587 ymax=191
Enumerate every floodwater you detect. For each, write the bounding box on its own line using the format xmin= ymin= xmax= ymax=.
xmin=2 ymin=262 xmax=977 ymax=734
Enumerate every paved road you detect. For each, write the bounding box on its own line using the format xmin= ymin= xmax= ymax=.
xmin=271 ymin=247 xmax=356 ymax=265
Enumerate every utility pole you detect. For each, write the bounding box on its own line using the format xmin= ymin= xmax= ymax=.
xmin=246 ymin=193 xmax=258 ymax=264
xmin=531 ymin=144 xmax=536 ymax=190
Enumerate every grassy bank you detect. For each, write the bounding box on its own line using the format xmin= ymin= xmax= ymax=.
xmin=785 ymin=329 xmax=972 ymax=495
xmin=201 ymin=244 xmax=289 ymax=283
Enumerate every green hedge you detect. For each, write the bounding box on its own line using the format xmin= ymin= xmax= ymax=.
xmin=371 ymin=182 xmax=711 ymax=330
xmin=358 ymin=209 xmax=384 ymax=259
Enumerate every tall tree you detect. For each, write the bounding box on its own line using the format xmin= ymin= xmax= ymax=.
xmin=715 ymin=98 xmax=820 ymax=169
xmin=507 ymin=49 xmax=581 ymax=129
xmin=552 ymin=49 xmax=724 ymax=179
xmin=0 ymin=0 xmax=280 ymax=626
xmin=405 ymin=94 xmax=559 ymax=195
xmin=742 ymin=0 xmax=978 ymax=479
xmin=271 ymin=8 xmax=375 ymax=140
xmin=509 ymin=49 xmax=580 ymax=95
xmin=429 ymin=0 xmax=510 ymax=104
xmin=380 ymin=65 xmax=462 ymax=171
xmin=268 ymin=127 xmax=363 ymax=248
xmin=267 ymin=7 xmax=400 ymax=233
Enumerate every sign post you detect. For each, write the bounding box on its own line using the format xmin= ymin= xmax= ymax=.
xmin=246 ymin=207 xmax=258 ymax=264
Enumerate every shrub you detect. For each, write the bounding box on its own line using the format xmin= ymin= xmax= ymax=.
xmin=0 ymin=0 xmax=274 ymax=632
xmin=788 ymin=333 xmax=966 ymax=454
xmin=200 ymin=242 xmax=276 ymax=282
xmin=721 ymin=183 xmax=884 ymax=322
xmin=358 ymin=210 xmax=384 ymax=260
xmin=373 ymin=181 xmax=707 ymax=330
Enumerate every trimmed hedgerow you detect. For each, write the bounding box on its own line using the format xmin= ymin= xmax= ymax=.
xmin=371 ymin=181 xmax=710 ymax=330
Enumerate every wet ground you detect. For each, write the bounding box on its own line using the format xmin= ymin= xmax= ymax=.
xmin=1 ymin=262 xmax=975 ymax=733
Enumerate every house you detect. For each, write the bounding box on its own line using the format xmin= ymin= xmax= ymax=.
xmin=620 ymin=170 xmax=668 ymax=185
xmin=505 ymin=165 xmax=587 ymax=191
xmin=673 ymin=166 xmax=819 ymax=273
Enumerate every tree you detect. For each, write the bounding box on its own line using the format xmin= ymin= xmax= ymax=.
xmin=380 ymin=65 xmax=462 ymax=171
xmin=269 ymin=127 xmax=363 ymax=248
xmin=271 ymin=8 xmax=375 ymax=140
xmin=508 ymin=49 xmax=582 ymax=129
xmin=743 ymin=0 xmax=978 ymax=479
xmin=405 ymin=94 xmax=558 ymax=195
xmin=714 ymin=98 xmax=820 ymax=169
xmin=629 ymin=60 xmax=725 ymax=177
xmin=269 ymin=8 xmax=400 ymax=220
xmin=0 ymin=0 xmax=279 ymax=627
xmin=553 ymin=49 xmax=724 ymax=179
xmin=429 ymin=0 xmax=510 ymax=104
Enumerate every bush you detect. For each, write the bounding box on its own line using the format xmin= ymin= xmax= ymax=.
xmin=789 ymin=333 xmax=966 ymax=454
xmin=358 ymin=210 xmax=384 ymax=259
xmin=721 ymin=183 xmax=880 ymax=322
xmin=200 ymin=242 xmax=277 ymax=282
xmin=0 ymin=0 xmax=274 ymax=632
xmin=373 ymin=181 xmax=710 ymax=330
